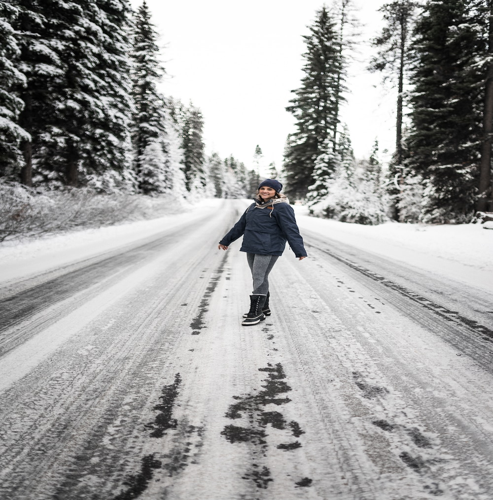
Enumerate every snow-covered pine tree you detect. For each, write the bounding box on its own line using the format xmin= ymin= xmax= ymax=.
xmin=181 ymin=104 xmax=205 ymax=192
xmin=164 ymin=106 xmax=187 ymax=199
xmin=405 ymin=0 xmax=484 ymax=222
xmin=268 ymin=162 xmax=278 ymax=180
xmin=284 ymin=6 xmax=345 ymax=199
xmin=369 ymin=0 xmax=418 ymax=219
xmin=366 ymin=139 xmax=382 ymax=187
xmin=14 ymin=0 xmax=134 ymax=188
xmin=130 ymin=0 xmax=167 ymax=194
xmin=208 ymin=152 xmax=224 ymax=198
xmin=246 ymin=169 xmax=261 ymax=198
xmin=86 ymin=0 xmax=134 ymax=190
xmin=253 ymin=145 xmax=264 ymax=177
xmin=222 ymin=156 xmax=247 ymax=199
xmin=12 ymin=0 xmax=63 ymax=186
xmin=475 ymin=0 xmax=493 ymax=212
xmin=306 ymin=139 xmax=340 ymax=208
xmin=0 ymin=2 xmax=29 ymax=179
xmin=307 ymin=124 xmax=352 ymax=207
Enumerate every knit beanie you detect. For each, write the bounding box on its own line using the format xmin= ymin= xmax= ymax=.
xmin=258 ymin=179 xmax=283 ymax=193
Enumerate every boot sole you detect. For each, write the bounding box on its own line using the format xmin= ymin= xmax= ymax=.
xmin=242 ymin=315 xmax=266 ymax=326
xmin=242 ymin=311 xmax=271 ymax=318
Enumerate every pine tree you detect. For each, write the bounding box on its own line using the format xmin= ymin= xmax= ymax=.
xmin=0 ymin=2 xmax=29 ymax=179
xmin=268 ymin=162 xmax=278 ymax=179
xmin=13 ymin=0 xmax=63 ymax=186
xmin=87 ymin=0 xmax=134 ymax=187
xmin=476 ymin=0 xmax=493 ymax=212
xmin=13 ymin=0 xmax=134 ymax=188
xmin=246 ymin=169 xmax=261 ymax=198
xmin=208 ymin=152 xmax=224 ymax=197
xmin=164 ymin=105 xmax=187 ymax=198
xmin=284 ymin=6 xmax=345 ymax=199
xmin=253 ymin=145 xmax=264 ymax=177
xmin=130 ymin=0 xmax=167 ymax=194
xmin=405 ymin=0 xmax=484 ymax=222
xmin=306 ymin=139 xmax=340 ymax=206
xmin=367 ymin=139 xmax=382 ymax=187
xmin=181 ymin=104 xmax=205 ymax=192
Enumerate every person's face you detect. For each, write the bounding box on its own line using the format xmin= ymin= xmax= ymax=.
xmin=259 ymin=186 xmax=276 ymax=200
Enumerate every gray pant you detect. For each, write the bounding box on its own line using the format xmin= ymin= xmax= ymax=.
xmin=246 ymin=253 xmax=279 ymax=295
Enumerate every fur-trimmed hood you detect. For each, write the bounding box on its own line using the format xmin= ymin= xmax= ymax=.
xmin=254 ymin=193 xmax=289 ymax=209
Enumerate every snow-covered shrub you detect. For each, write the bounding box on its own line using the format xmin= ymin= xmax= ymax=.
xmin=396 ymin=174 xmax=424 ymax=223
xmin=0 ymin=180 xmax=186 ymax=242
xmin=310 ymin=176 xmax=389 ymax=225
xmin=0 ymin=181 xmax=54 ymax=241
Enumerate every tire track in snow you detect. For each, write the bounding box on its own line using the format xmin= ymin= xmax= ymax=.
xmin=0 ymin=207 xmax=239 ymax=500
xmin=0 ymin=210 xmax=221 ymax=357
xmin=269 ymin=251 xmax=493 ymax=499
xmin=304 ymin=233 xmax=493 ymax=372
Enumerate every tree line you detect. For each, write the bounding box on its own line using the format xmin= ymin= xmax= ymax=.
xmin=284 ymin=0 xmax=493 ymax=223
xmin=0 ymin=0 xmax=256 ymax=198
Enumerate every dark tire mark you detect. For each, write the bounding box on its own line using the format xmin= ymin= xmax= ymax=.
xmin=277 ymin=441 xmax=302 ymax=451
xmin=295 ymin=477 xmax=313 ymax=487
xmin=190 ymin=250 xmax=228 ymax=335
xmin=221 ymin=363 xmax=306 ymax=490
xmin=372 ymin=419 xmax=396 ymax=432
xmin=145 ymin=373 xmax=181 ymax=438
xmin=399 ymin=451 xmax=427 ymax=473
xmin=112 ymin=454 xmax=162 ymax=500
xmin=0 ymin=211 xmax=228 ymax=357
xmin=353 ymin=371 xmax=389 ymax=400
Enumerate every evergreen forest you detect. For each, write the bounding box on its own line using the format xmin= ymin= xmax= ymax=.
xmin=285 ymin=0 xmax=493 ymax=224
xmin=1 ymin=0 xmax=492 ymax=233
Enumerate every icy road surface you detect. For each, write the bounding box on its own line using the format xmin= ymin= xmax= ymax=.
xmin=0 ymin=200 xmax=492 ymax=500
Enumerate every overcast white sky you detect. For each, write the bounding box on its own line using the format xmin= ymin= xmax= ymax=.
xmin=131 ymin=0 xmax=397 ymax=172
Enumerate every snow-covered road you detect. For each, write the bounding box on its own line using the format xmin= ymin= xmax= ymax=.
xmin=0 ymin=200 xmax=492 ymax=500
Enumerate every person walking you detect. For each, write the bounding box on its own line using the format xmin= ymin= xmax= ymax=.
xmin=218 ymin=179 xmax=307 ymax=326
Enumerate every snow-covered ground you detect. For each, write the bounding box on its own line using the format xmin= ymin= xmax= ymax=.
xmin=2 ymin=199 xmax=491 ymax=291
xmin=1 ymin=200 xmax=492 ymax=499
xmin=0 ymin=198 xmax=224 ymax=284
xmin=295 ymin=206 xmax=493 ymax=292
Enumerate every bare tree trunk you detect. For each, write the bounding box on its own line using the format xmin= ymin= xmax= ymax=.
xmin=396 ymin=30 xmax=405 ymax=166
xmin=478 ymin=2 xmax=493 ymax=212
xmin=390 ymin=13 xmax=407 ymax=221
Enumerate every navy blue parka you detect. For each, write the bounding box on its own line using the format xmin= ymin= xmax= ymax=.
xmin=219 ymin=200 xmax=307 ymax=258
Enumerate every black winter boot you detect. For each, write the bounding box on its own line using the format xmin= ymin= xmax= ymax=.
xmin=263 ymin=291 xmax=271 ymax=316
xmin=243 ymin=291 xmax=270 ymax=318
xmin=242 ymin=295 xmax=266 ymax=326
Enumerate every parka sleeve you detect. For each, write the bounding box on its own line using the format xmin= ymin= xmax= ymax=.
xmin=273 ymin=204 xmax=307 ymax=258
xmin=219 ymin=206 xmax=250 ymax=246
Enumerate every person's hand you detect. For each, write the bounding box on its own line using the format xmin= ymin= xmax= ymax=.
xmin=299 ymin=256 xmax=307 ymax=261
xmin=218 ymin=244 xmax=228 ymax=250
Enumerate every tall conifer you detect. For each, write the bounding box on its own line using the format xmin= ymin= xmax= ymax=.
xmin=181 ymin=104 xmax=205 ymax=192
xmin=0 ymin=2 xmax=29 ymax=178
xmin=405 ymin=0 xmax=483 ymax=222
xmin=130 ymin=1 xmax=167 ymax=193
xmin=284 ymin=6 xmax=345 ymax=199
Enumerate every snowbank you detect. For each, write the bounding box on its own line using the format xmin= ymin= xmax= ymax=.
xmin=0 ymin=198 xmax=223 ymax=284
xmin=295 ymin=206 xmax=493 ymax=292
